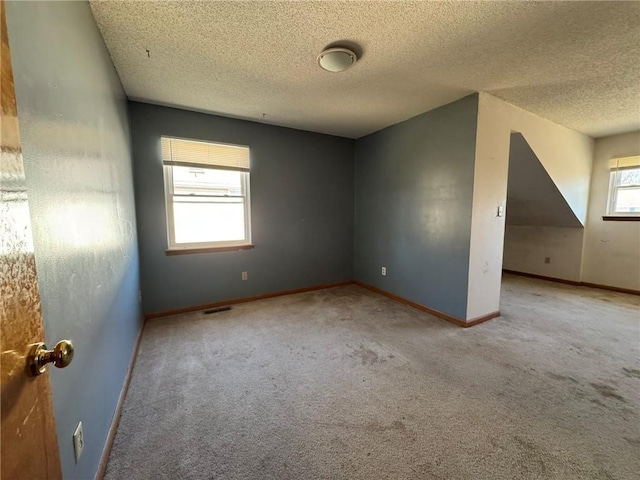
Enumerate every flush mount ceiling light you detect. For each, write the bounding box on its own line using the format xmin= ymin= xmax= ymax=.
xmin=317 ymin=47 xmax=357 ymax=73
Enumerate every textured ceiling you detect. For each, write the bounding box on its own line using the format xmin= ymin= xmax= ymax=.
xmin=90 ymin=1 xmax=640 ymax=139
xmin=506 ymin=133 xmax=582 ymax=228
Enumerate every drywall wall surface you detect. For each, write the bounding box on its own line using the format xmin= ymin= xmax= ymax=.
xmin=129 ymin=102 xmax=355 ymax=314
xmin=466 ymin=93 xmax=593 ymax=319
xmin=582 ymin=131 xmax=640 ymax=291
xmin=6 ymin=2 xmax=142 ymax=479
xmin=506 ymin=133 xmax=582 ymax=227
xmin=354 ymin=95 xmax=478 ymax=320
xmin=485 ymin=93 xmax=593 ymax=224
xmin=503 ymin=226 xmax=584 ymax=282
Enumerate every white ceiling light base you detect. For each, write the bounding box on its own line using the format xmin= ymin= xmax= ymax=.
xmin=317 ymin=47 xmax=357 ymax=73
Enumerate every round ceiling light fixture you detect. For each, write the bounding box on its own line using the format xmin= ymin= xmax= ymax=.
xmin=317 ymin=47 xmax=357 ymax=73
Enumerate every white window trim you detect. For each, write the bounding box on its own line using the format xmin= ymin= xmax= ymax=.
xmin=162 ymin=138 xmax=252 ymax=252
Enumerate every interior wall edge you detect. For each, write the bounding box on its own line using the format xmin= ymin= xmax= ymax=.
xmin=353 ymin=94 xmax=479 ymax=321
xmin=5 ymin=2 xmax=144 ymax=478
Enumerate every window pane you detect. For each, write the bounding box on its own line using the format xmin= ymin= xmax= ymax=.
xmin=173 ymin=197 xmax=245 ymax=243
xmin=172 ymin=165 xmax=242 ymax=196
xmin=618 ymin=168 xmax=640 ymax=187
xmin=615 ymin=187 xmax=640 ymax=213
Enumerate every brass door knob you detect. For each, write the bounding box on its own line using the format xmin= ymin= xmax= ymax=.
xmin=28 ymin=340 xmax=74 ymax=376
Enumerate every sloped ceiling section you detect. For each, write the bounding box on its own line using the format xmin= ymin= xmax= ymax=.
xmin=506 ymin=133 xmax=583 ymax=228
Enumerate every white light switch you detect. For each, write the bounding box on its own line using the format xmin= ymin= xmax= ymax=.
xmin=497 ymin=205 xmax=504 ymax=217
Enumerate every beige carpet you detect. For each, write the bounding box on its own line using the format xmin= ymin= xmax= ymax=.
xmin=105 ymin=274 xmax=639 ymax=480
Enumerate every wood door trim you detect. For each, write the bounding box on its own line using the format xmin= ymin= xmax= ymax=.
xmin=1 ymin=2 xmax=63 ymax=477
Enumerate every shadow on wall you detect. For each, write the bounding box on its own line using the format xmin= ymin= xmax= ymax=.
xmin=502 ymin=132 xmax=584 ymax=282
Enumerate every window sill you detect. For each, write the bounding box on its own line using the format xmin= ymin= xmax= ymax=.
xmin=602 ymin=216 xmax=640 ymax=222
xmin=165 ymin=244 xmax=255 ymax=255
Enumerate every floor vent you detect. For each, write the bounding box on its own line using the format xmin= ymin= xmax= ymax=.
xmin=203 ymin=306 xmax=231 ymax=315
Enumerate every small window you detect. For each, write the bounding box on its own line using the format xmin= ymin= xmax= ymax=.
xmin=607 ymin=156 xmax=640 ymax=215
xmin=161 ymin=137 xmax=251 ymax=250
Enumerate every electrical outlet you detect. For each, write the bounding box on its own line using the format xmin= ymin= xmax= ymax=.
xmin=497 ymin=205 xmax=504 ymax=217
xmin=381 ymin=266 xmax=387 ymax=276
xmin=241 ymin=271 xmax=248 ymax=281
xmin=544 ymin=257 xmax=551 ymax=264
xmin=73 ymin=422 xmax=84 ymax=464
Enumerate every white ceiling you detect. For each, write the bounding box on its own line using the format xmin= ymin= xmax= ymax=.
xmin=90 ymin=1 xmax=640 ymax=139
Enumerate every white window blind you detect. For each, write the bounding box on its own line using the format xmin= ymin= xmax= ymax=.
xmin=161 ymin=137 xmax=250 ymax=171
xmin=608 ymin=155 xmax=640 ymax=170
xmin=606 ymin=155 xmax=640 ymax=215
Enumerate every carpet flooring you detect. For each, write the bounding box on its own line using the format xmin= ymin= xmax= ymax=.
xmin=105 ymin=274 xmax=639 ymax=480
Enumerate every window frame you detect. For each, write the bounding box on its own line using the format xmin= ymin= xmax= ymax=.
xmin=162 ymin=137 xmax=252 ymax=253
xmin=606 ymin=165 xmax=640 ymax=217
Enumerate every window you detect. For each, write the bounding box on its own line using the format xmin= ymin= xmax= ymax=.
xmin=607 ymin=156 xmax=640 ymax=216
xmin=162 ymin=137 xmax=251 ymax=251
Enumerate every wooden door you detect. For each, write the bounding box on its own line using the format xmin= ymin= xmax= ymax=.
xmin=0 ymin=1 xmax=63 ymax=478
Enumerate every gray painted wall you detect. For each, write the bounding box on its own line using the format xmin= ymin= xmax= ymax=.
xmin=6 ymin=2 xmax=142 ymax=479
xmin=354 ymin=95 xmax=479 ymax=320
xmin=129 ymin=102 xmax=354 ymax=314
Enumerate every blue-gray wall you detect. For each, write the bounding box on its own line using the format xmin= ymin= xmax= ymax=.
xmin=354 ymin=95 xmax=479 ymax=320
xmin=6 ymin=2 xmax=142 ymax=479
xmin=129 ymin=102 xmax=355 ymax=315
